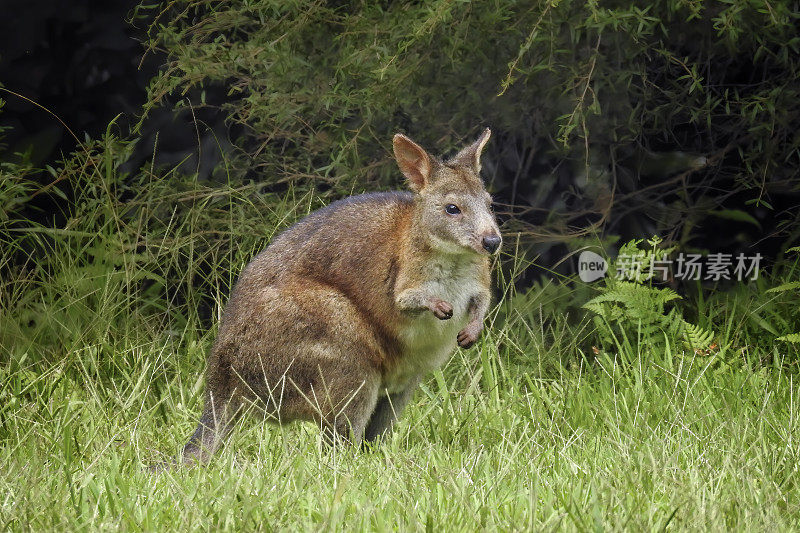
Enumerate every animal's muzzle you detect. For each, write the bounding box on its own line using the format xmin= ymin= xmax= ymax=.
xmin=482 ymin=234 xmax=501 ymax=254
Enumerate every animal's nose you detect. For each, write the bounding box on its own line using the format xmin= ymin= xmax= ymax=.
xmin=482 ymin=234 xmax=502 ymax=254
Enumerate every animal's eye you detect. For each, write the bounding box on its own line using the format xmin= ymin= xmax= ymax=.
xmin=445 ymin=204 xmax=461 ymax=215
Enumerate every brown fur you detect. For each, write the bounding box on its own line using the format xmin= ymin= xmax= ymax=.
xmin=181 ymin=129 xmax=501 ymax=463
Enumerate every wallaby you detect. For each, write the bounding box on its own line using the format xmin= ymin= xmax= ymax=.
xmin=181 ymin=128 xmax=501 ymax=463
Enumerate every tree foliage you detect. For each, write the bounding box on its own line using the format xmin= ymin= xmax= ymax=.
xmin=139 ymin=0 xmax=800 ymax=261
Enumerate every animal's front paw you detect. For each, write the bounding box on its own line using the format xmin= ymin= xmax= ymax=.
xmin=457 ymin=323 xmax=482 ymax=348
xmin=429 ymin=299 xmax=453 ymax=320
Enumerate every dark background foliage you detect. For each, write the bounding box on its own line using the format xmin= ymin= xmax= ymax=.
xmin=0 ymin=0 xmax=228 ymax=226
xmin=2 ymin=0 xmax=799 ymax=290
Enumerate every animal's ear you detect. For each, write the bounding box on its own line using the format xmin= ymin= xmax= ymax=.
xmin=393 ymin=134 xmax=433 ymax=192
xmin=451 ymin=128 xmax=491 ymax=172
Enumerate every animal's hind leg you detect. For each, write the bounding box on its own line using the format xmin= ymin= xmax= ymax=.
xmin=310 ymin=363 xmax=382 ymax=447
xmin=363 ymin=377 xmax=420 ymax=444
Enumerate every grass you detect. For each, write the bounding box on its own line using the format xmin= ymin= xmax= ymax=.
xmin=1 ymin=135 xmax=800 ymax=531
xmin=2 ymin=275 xmax=800 ymax=530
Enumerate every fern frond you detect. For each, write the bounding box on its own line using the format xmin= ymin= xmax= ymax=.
xmin=776 ymin=333 xmax=800 ymax=343
xmin=766 ymin=281 xmax=800 ymax=294
xmin=585 ymin=237 xmax=714 ymax=351
xmin=681 ymin=321 xmax=715 ymax=350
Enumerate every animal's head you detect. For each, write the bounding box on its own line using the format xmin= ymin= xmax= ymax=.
xmin=393 ymin=128 xmax=501 ymax=256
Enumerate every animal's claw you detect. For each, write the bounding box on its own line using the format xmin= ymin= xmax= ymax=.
xmin=457 ymin=325 xmax=481 ymax=348
xmin=430 ymin=300 xmax=453 ymax=320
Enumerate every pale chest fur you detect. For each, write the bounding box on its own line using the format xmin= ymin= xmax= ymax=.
xmin=384 ymin=256 xmax=485 ymax=393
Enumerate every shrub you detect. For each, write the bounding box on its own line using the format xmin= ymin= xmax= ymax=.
xmin=138 ymin=0 xmax=800 ymax=260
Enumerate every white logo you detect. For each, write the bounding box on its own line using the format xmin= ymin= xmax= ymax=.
xmin=578 ymin=251 xmax=607 ymax=282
